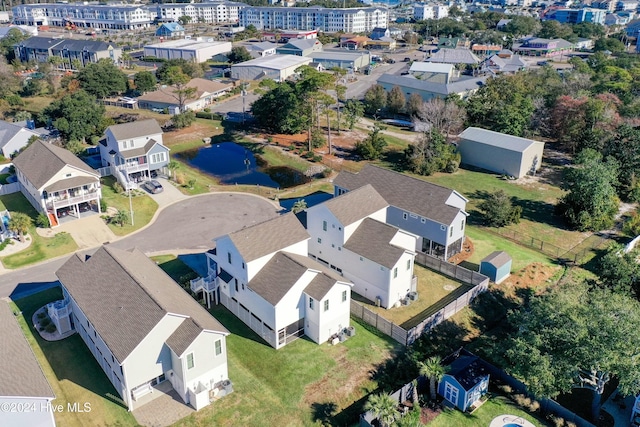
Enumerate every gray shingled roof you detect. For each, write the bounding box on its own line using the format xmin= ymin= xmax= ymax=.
xmin=106 ymin=119 xmax=162 ymax=141
xmin=343 ymin=218 xmax=406 ymax=268
xmin=13 ymin=140 xmax=98 ymax=190
xmin=119 ymin=138 xmax=161 ymax=159
xmin=459 ymin=127 xmax=542 ymax=153
xmin=56 ymin=246 xmax=228 ymax=363
xmin=0 ymin=120 xmax=29 ymax=149
xmin=165 ymin=318 xmax=203 ymax=358
xmin=333 ymin=164 xmax=464 ymax=225
xmin=229 ymin=213 xmax=309 ymax=263
xmin=0 ymin=301 xmax=54 ymax=398
xmin=44 ymin=175 xmax=97 ymax=193
xmin=322 ymin=184 xmax=388 ymax=226
xmin=15 ymin=36 xmax=114 ymax=53
xmin=377 ymin=73 xmax=486 ymax=96
xmin=428 ymin=48 xmax=481 ymax=64
xmin=247 ymin=251 xmax=346 ymax=305
xmin=280 ymin=38 xmax=321 ymax=50
xmin=481 ymin=251 xmax=512 ymax=268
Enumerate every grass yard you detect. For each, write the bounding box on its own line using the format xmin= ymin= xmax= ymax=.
xmin=427 ymin=395 xmax=549 ymax=427
xmin=23 ymin=96 xmax=56 ymax=114
xmin=11 ymin=288 xmax=139 ymax=427
xmin=352 ymin=264 xmax=465 ymax=327
xmin=172 ymin=306 xmax=399 ymax=427
xmin=100 ymin=177 xmax=158 ymax=236
xmin=0 ymin=193 xmax=78 ymax=269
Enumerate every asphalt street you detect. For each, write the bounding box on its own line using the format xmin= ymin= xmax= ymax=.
xmin=0 ymin=193 xmax=280 ymax=299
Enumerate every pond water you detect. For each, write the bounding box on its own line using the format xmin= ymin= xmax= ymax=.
xmin=279 ymin=191 xmax=333 ymax=212
xmin=181 ymin=142 xmax=309 ymax=188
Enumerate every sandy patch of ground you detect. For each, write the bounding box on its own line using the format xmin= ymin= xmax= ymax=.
xmin=501 ymin=262 xmax=560 ymax=292
xmin=164 ymin=121 xmax=222 ymax=145
xmin=448 ymin=238 xmax=474 ymax=264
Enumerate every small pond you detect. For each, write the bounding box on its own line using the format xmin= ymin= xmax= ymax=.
xmin=181 ymin=142 xmax=309 ymax=188
xmin=279 ymin=192 xmax=333 ymax=212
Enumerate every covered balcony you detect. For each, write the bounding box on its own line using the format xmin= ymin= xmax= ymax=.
xmin=44 ymin=178 xmax=101 ymax=226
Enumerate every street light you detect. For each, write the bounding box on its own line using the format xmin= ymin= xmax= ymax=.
xmin=128 ymin=186 xmax=134 ymax=226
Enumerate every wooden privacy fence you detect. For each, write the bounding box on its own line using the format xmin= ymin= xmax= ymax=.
xmin=351 ymin=254 xmax=489 ymax=346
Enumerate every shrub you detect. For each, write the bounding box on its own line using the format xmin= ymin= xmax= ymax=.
xmin=187 ymin=179 xmax=196 ymax=189
xmin=313 ymin=155 xmax=322 ymax=162
xmin=498 ymin=385 xmax=512 ymax=394
xmin=321 ymin=168 xmax=332 ymax=178
xmin=36 ymin=213 xmax=49 ymax=228
xmin=113 ymin=182 xmax=124 ymax=194
xmin=39 ymin=318 xmax=51 ymax=327
xmin=44 ymin=323 xmax=57 ymax=333
xmin=99 ymin=199 xmax=107 ymax=213
xmin=195 ymin=111 xmax=224 ymax=121
xmin=37 ymin=312 xmax=46 ymax=319
xmin=175 ymin=173 xmax=186 ymax=185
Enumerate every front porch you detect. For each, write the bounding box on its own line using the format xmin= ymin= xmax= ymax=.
xmin=45 ymin=184 xmax=101 ymax=227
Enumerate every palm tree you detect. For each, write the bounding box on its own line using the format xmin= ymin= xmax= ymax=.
xmin=113 ymin=209 xmax=129 ymax=227
xmin=8 ymin=212 xmax=32 ymax=243
xmin=167 ymin=160 xmax=179 ymax=179
xmin=363 ymin=393 xmax=398 ymax=427
xmin=419 ymin=356 xmax=446 ymax=401
xmin=291 ymin=199 xmax=307 ymax=214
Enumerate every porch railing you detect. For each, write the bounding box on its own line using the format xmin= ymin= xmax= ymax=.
xmin=47 ymin=190 xmax=100 ymax=210
xmin=190 ymin=274 xmax=218 ymax=294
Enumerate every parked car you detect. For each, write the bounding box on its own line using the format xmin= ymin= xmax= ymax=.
xmin=142 ymin=180 xmax=163 ymax=194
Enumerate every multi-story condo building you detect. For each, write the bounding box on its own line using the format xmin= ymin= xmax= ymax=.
xmin=547 ymin=8 xmax=606 ymax=24
xmin=239 ymin=6 xmax=388 ymax=32
xmin=155 ymin=1 xmax=243 ymax=24
xmin=413 ymin=4 xmax=435 ymax=20
xmin=12 ymin=3 xmax=154 ymax=30
xmin=14 ymin=36 xmax=121 ymax=70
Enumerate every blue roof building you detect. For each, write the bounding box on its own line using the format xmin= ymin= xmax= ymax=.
xmin=155 ymin=22 xmax=186 ymax=38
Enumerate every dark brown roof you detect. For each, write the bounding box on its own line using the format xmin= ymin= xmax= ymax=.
xmin=481 ymin=251 xmax=512 ymax=268
xmin=229 ymin=213 xmax=309 ymax=262
xmin=166 ymin=319 xmax=203 ymax=357
xmin=248 ymin=252 xmax=347 ymax=305
xmin=333 ymin=164 xmax=464 ymax=225
xmin=120 ymin=138 xmax=163 ymax=159
xmin=106 ymin=119 xmax=162 ymax=141
xmin=322 ymin=184 xmax=388 ymax=226
xmin=0 ymin=301 xmax=54 ymax=398
xmin=44 ymin=175 xmax=98 ymax=193
xmin=56 ymin=246 xmax=227 ymax=363
xmin=13 ymin=140 xmax=97 ymax=190
xmin=343 ymin=218 xmax=406 ymax=269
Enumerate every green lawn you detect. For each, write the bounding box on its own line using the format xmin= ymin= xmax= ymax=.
xmin=0 ymin=193 xmax=78 ymax=269
xmin=100 ymin=177 xmax=158 ymax=236
xmin=151 ymin=255 xmax=197 ymax=284
xmin=172 ymin=306 xmax=399 ymax=427
xmin=11 ymin=289 xmax=139 ymax=427
xmin=427 ymin=396 xmax=549 ymax=427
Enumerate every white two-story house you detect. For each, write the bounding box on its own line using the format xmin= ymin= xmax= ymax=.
xmin=52 ymin=246 xmax=231 ymax=411
xmin=201 ymin=214 xmax=352 ymax=349
xmin=306 ymin=184 xmax=418 ymax=309
xmin=333 ymin=164 xmax=469 ymax=260
xmin=13 ymin=140 xmax=101 ymax=227
xmin=100 ymin=119 xmax=170 ymax=190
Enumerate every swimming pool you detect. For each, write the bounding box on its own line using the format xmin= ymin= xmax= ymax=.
xmin=489 ymin=415 xmax=536 ymax=427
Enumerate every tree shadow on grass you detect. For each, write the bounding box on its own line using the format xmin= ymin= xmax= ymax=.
xmin=311 ymin=402 xmax=338 ymax=425
xmin=12 ymin=287 xmax=128 ymax=409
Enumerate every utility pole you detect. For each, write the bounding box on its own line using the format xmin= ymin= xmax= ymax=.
xmin=241 ymin=81 xmax=246 ymax=125
xmin=128 ymin=187 xmax=134 ymax=226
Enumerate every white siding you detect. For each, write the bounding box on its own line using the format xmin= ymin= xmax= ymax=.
xmin=306 ymin=282 xmax=351 ymax=344
xmin=178 ymin=331 xmax=229 ymax=403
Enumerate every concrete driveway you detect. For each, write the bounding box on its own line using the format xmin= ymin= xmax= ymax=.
xmin=37 ymin=215 xmax=116 ymax=250
xmin=144 ymin=177 xmax=188 ymax=208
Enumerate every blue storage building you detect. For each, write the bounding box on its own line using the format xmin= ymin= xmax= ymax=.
xmin=479 ymin=251 xmax=512 ymax=284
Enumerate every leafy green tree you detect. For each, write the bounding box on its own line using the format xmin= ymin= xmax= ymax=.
xmin=64 ymin=140 xmax=83 ymax=155
xmin=503 ymin=283 xmax=640 ymax=421
xmin=252 ymin=82 xmax=306 ymax=134
xmin=40 ymin=90 xmax=106 ymax=143
xmin=404 ymin=130 xmax=460 ymax=176
xmin=596 ymin=243 xmax=640 ymax=296
xmin=363 ymin=393 xmax=398 ymax=427
xmin=594 ymin=37 xmax=626 ymax=53
xmin=8 ymin=212 xmax=32 ymax=242
xmin=161 ymin=66 xmax=196 ymax=111
xmin=558 ymin=150 xmax=619 ymax=231
xmin=177 ymin=15 xmax=192 ymax=27
xmin=76 ymin=58 xmax=128 ymax=99
xmin=0 ymin=57 xmax=22 ymax=99
xmin=386 ymin=85 xmax=406 ymax=116
xmin=419 ymin=356 xmax=446 ymax=401
xmin=478 ymin=189 xmax=522 ymax=227
xmin=0 ymin=28 xmax=29 ymax=61
xmin=172 ymin=110 xmax=196 ymax=129
xmin=134 ymin=71 xmax=156 ymax=93
xmin=343 ymin=99 xmax=364 ymax=130
xmin=363 ymin=84 xmax=387 ymax=116
xmin=228 ymin=46 xmax=252 ymax=63
xmin=156 ymin=58 xmax=204 ymax=82
xmin=572 ymin=22 xmax=605 ymax=39
xmin=355 ymin=123 xmax=387 ymax=160
xmin=406 ymin=93 xmax=423 ymax=118
xmin=503 ymin=16 xmax=540 ymax=37
xmin=604 ymin=124 xmax=640 ymax=201
xmin=536 ymin=20 xmax=576 ymax=41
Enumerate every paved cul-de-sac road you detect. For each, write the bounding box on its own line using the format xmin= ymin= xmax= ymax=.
xmin=0 ymin=193 xmax=280 ymax=298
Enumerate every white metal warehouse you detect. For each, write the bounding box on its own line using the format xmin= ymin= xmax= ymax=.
xmin=144 ymin=39 xmax=232 ymax=63
xmin=230 ymin=55 xmax=312 ymax=81
xmin=457 ymin=127 xmax=545 ymax=179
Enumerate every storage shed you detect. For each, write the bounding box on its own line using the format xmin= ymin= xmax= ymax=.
xmin=457 ymin=127 xmax=545 ymax=178
xmin=479 ymin=251 xmax=512 ymax=284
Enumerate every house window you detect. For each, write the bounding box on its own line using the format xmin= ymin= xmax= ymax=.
xmin=227 ymin=252 xmax=232 ymax=264
xmin=450 ymin=227 xmax=453 ymax=237
xmin=342 ymin=290 xmax=347 ymax=302
xmin=322 ymin=220 xmax=327 ymax=231
xmin=234 ymin=279 xmax=238 ymax=292
xmin=242 ymin=262 xmax=245 ymax=269
xmin=215 ymin=339 xmax=222 ymax=356
xmin=359 ymin=256 xmax=363 ymax=261
xmin=440 ymin=225 xmax=446 ymax=231
xmin=421 ymin=217 xmax=426 ymax=224
xmin=317 ymin=237 xmax=322 ymax=244
xmin=393 ymin=267 xmax=398 ymax=278
xmin=461 ymin=220 xmax=465 ymax=231
xmin=309 ymin=297 xmax=315 ymax=310
xmin=444 ymin=382 xmax=458 ymax=405
xmin=324 ymin=300 xmax=329 ymax=312
xmin=186 ymin=353 xmax=195 ymax=369
xmin=403 ymin=213 xmax=408 ymax=220
xmin=407 ymin=259 xmax=411 ymax=270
